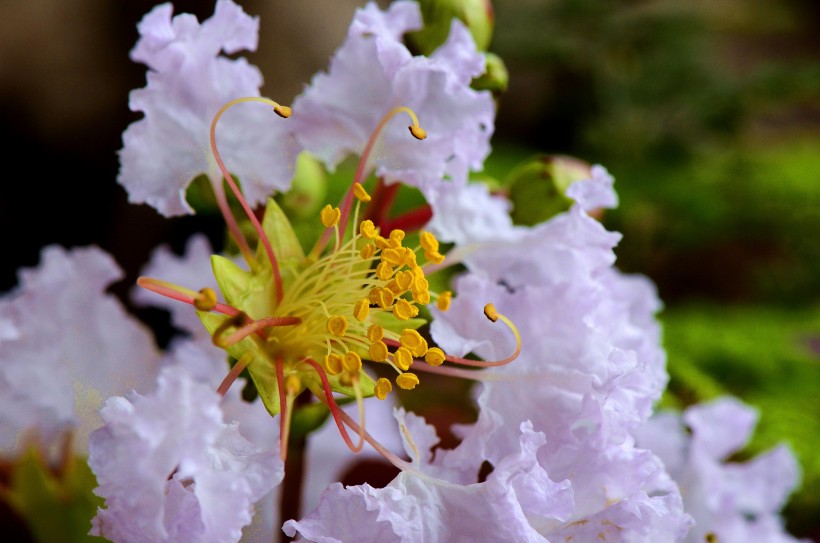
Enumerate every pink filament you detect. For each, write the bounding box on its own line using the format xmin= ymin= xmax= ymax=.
xmin=302 ymin=358 xmax=363 ymax=453
xmin=209 ymin=101 xmax=284 ymax=304
xmin=136 ymin=277 xmax=240 ymax=317
xmin=382 ymin=338 xmax=519 ymax=368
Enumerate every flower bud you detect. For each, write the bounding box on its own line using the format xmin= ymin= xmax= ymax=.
xmin=507 ymin=155 xmax=592 ymax=226
xmin=471 ymin=52 xmax=508 ymax=95
xmin=408 ymin=0 xmax=494 ymax=55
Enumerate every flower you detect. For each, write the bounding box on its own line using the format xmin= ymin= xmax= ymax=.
xmin=119 ymin=0 xmax=299 ymax=217
xmin=419 ymin=170 xmax=690 ymax=539
xmin=0 ymin=245 xmax=161 ymax=456
xmin=634 ymin=397 xmax=806 ymax=543
xmin=285 ymin=408 xmax=689 ymax=542
xmin=88 ymin=366 xmax=283 ymax=543
xmin=284 ymin=409 xmax=573 ymax=543
xmin=292 ymin=1 xmax=494 ymax=200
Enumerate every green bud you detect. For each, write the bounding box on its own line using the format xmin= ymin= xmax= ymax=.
xmin=471 ymin=52 xmax=508 ymax=95
xmin=507 ymin=155 xmax=592 ymax=226
xmin=408 ymin=0 xmax=495 ymax=55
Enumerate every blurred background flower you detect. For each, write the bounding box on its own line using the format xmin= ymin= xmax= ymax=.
xmin=0 ymin=0 xmax=818 ymax=541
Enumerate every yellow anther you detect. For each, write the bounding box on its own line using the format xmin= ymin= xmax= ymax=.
xmin=374 ymin=236 xmax=391 ymax=250
xmin=425 ymin=347 xmax=446 ymax=366
xmin=412 ymin=337 xmax=428 ymax=357
xmin=385 ymin=279 xmax=403 ymax=297
xmin=437 ymin=291 xmax=452 ymax=311
xmin=343 ymin=351 xmax=362 ymax=373
xmin=374 ymin=378 xmax=392 ymax=400
xmin=393 ymin=347 xmax=414 ymax=371
xmin=321 ymin=205 xmax=341 ymax=227
xmin=353 ymin=183 xmax=371 ymax=202
xmin=402 ymin=248 xmax=418 ymax=268
xmin=372 ymin=287 xmax=393 ymax=309
xmin=395 ymin=270 xmax=414 ymax=291
xmin=360 ymin=220 xmax=378 ymax=239
xmin=367 ymin=324 xmax=384 ymax=342
xmin=399 ymin=329 xmax=427 ymax=357
xmin=424 ymin=250 xmax=445 ymax=265
xmin=327 ymin=315 xmax=349 ymax=336
xmin=413 ymin=276 xmax=429 ymax=293
xmin=325 ymin=353 xmax=343 ymax=375
xmin=420 ymin=231 xmax=439 ymax=253
xmin=484 ymin=303 xmax=499 ymax=322
xmin=397 ymin=372 xmax=420 ymax=389
xmin=285 ymin=374 xmax=302 ymax=395
xmin=376 ymin=261 xmax=394 ymax=281
xmin=353 ymin=299 xmax=370 ymax=321
xmin=389 ymin=229 xmax=406 ymax=247
xmin=393 ymin=299 xmax=416 ymax=320
xmin=705 ymin=533 xmax=718 ymax=543
xmin=194 ymin=287 xmax=218 ymax=311
xmin=360 ymin=243 xmax=376 ymax=260
xmin=381 ymin=248 xmax=404 ymax=267
xmin=411 ymin=266 xmax=425 ymax=280
xmin=413 ymin=289 xmax=431 ymax=305
xmin=369 ymin=340 xmax=389 ymax=362
xmin=409 ymin=125 xmax=427 ymax=140
xmin=273 ymin=104 xmax=292 ymax=118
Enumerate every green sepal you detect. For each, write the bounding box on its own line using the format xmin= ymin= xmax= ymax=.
xmin=210 ymin=255 xmax=275 ymax=320
xmin=4 ymin=449 xmax=103 ymax=543
xmin=199 ymin=311 xmax=282 ymax=416
xmin=257 ymin=198 xmax=306 ymax=272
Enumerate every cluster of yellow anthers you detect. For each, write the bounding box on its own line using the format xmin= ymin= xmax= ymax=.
xmin=312 ymin=182 xmax=453 ymax=402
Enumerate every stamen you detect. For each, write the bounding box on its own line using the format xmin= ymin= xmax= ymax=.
xmin=210 ymin=96 xmax=290 ymax=303
xmin=396 ymin=372 xmax=420 ymax=390
xmin=193 ymin=287 xmax=218 ymax=311
xmin=382 ymin=304 xmax=522 ymax=368
xmin=216 ymin=316 xmax=302 ymax=347
xmin=369 ymin=341 xmax=389 ymax=362
xmin=353 ymin=183 xmax=371 ymax=202
xmin=137 ymin=277 xmax=240 ymax=317
xmin=303 ymin=358 xmax=363 ymax=452
xmin=352 ymin=377 xmax=366 ymax=451
xmin=216 ymin=352 xmax=254 ymax=397
xmin=425 ymin=347 xmax=445 ymax=366
xmin=320 ymin=205 xmax=341 ymax=227
xmin=327 ymin=316 xmax=349 ymax=337
xmin=311 ymin=106 xmax=426 ymax=257
xmin=436 ymin=291 xmax=452 ymax=311
xmin=374 ymin=377 xmax=392 ymax=400
xmin=276 ymin=357 xmax=289 ymax=461
xmin=334 ymin=407 xmax=410 ymax=472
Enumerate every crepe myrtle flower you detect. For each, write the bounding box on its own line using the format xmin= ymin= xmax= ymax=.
xmin=88 ymin=366 xmax=283 ymax=543
xmin=292 ymin=1 xmax=495 ymax=204
xmin=119 ymin=0 xmax=299 ymax=218
xmin=0 ymin=245 xmax=161 ymax=457
xmin=634 ymin=397 xmax=807 ymax=543
xmin=285 ymin=408 xmax=690 ymax=542
xmin=136 ymin=87 xmax=522 ymax=470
